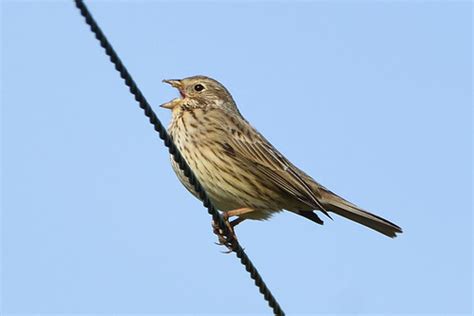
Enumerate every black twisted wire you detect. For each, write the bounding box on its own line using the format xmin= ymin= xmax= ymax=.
xmin=73 ymin=1 xmax=285 ymax=315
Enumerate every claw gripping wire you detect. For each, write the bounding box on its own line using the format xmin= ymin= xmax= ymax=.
xmin=73 ymin=1 xmax=285 ymax=315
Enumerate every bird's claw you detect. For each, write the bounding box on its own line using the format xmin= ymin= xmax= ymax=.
xmin=212 ymin=217 xmax=238 ymax=253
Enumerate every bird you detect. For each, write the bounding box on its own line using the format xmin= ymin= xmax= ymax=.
xmin=160 ymin=75 xmax=402 ymax=248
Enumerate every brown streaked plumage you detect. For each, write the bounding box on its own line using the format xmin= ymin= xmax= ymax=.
xmin=161 ymin=75 xmax=402 ymax=245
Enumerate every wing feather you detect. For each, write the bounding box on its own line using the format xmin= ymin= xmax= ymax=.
xmin=219 ymin=111 xmax=330 ymax=216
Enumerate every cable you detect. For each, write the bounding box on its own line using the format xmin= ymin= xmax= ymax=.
xmin=73 ymin=1 xmax=285 ymax=315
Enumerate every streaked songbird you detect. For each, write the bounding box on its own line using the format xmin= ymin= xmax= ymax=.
xmin=161 ymin=75 xmax=402 ymax=249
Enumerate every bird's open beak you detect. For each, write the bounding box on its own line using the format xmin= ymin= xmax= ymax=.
xmin=163 ymin=79 xmax=182 ymax=90
xmin=161 ymin=79 xmax=185 ymax=109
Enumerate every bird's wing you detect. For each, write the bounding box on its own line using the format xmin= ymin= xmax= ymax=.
xmin=221 ymin=111 xmax=330 ymax=216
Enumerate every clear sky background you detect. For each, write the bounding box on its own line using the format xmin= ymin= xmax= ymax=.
xmin=1 ymin=1 xmax=472 ymax=315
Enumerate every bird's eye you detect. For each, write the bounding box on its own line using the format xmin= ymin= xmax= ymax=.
xmin=194 ymin=84 xmax=205 ymax=92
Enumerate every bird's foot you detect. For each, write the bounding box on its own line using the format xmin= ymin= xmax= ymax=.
xmin=212 ymin=214 xmax=239 ymax=253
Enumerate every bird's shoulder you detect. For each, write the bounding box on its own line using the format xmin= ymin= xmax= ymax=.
xmin=203 ymin=107 xmax=296 ymax=168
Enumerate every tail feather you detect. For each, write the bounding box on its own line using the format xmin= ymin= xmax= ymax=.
xmin=320 ymin=189 xmax=402 ymax=238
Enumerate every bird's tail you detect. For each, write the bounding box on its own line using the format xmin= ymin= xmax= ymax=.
xmin=320 ymin=188 xmax=402 ymax=238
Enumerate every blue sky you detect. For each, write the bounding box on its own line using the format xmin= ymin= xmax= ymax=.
xmin=2 ymin=1 xmax=472 ymax=315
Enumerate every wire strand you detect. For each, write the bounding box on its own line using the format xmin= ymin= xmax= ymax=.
xmin=73 ymin=1 xmax=285 ymax=315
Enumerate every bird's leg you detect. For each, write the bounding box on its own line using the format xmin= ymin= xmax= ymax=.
xmin=226 ymin=207 xmax=255 ymax=218
xmin=212 ymin=207 xmax=253 ymax=252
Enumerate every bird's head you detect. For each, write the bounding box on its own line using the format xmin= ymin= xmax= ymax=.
xmin=160 ymin=75 xmax=238 ymax=113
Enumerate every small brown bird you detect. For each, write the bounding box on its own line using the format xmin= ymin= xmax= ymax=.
xmin=161 ymin=75 xmax=402 ymax=247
